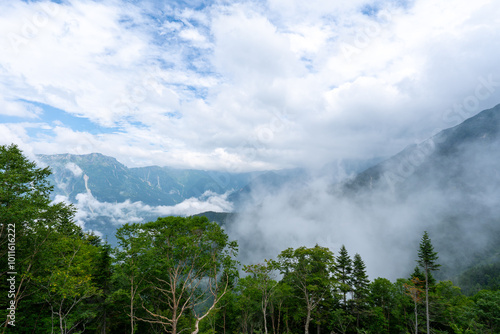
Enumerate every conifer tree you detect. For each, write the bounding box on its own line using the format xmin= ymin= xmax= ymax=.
xmin=417 ymin=231 xmax=441 ymax=334
xmin=336 ymin=245 xmax=352 ymax=307
xmin=351 ymin=253 xmax=369 ymax=327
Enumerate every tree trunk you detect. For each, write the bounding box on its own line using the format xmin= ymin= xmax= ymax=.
xmin=59 ymin=306 xmax=64 ymax=334
xmin=305 ymin=306 xmax=311 ymax=334
xmin=242 ymin=311 xmax=248 ymax=334
xmin=172 ymin=317 xmax=177 ymax=334
xmin=277 ymin=305 xmax=281 ymax=334
xmin=270 ymin=303 xmax=276 ymax=334
xmin=414 ymin=298 xmax=418 ymax=334
xmin=192 ymin=319 xmax=200 ymax=334
xmin=263 ymin=304 xmax=268 ymax=334
xmin=425 ymin=267 xmax=429 ymax=334
xmin=130 ymin=280 xmax=134 ymax=334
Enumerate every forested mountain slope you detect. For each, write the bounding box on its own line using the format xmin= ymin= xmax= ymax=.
xmin=341 ymin=104 xmax=500 ymax=287
xmin=38 ymin=152 xmax=259 ymax=206
xmin=225 ymin=104 xmax=500 ymax=289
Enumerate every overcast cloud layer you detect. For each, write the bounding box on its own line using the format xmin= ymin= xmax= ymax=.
xmin=1 ymin=0 xmax=499 ymax=171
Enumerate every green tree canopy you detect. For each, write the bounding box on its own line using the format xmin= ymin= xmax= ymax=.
xmin=114 ymin=216 xmax=238 ymax=334
xmin=0 ymin=144 xmax=103 ymax=333
xmin=277 ymin=244 xmax=336 ymax=334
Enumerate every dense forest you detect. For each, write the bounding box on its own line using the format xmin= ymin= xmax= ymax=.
xmin=1 ymin=144 xmax=499 ymax=334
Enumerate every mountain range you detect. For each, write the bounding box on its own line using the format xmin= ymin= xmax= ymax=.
xmin=341 ymin=103 xmax=500 ymax=289
xmin=38 ymin=153 xmax=259 ymax=206
xmin=37 ymin=103 xmax=500 ymax=290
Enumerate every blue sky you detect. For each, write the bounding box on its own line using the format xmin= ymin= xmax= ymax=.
xmin=0 ymin=100 xmax=118 ymax=134
xmin=1 ymin=0 xmax=500 ymax=171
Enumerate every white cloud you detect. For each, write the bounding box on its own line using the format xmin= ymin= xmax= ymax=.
xmin=68 ymin=190 xmax=233 ymax=228
xmin=0 ymin=98 xmax=42 ymax=118
xmin=65 ymin=162 xmax=83 ymax=177
xmin=2 ymin=0 xmax=500 ymax=282
xmin=0 ymin=0 xmax=499 ymax=171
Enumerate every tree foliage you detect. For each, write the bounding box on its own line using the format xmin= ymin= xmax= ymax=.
xmin=277 ymin=245 xmax=336 ymax=334
xmin=0 ymin=144 xmax=104 ymax=333
xmin=1 ymin=145 xmax=499 ymax=334
xmin=114 ymin=216 xmax=238 ymax=334
xmin=417 ymin=231 xmax=441 ymax=334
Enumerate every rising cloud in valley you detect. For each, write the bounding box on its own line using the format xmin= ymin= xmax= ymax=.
xmin=1 ymin=0 xmax=500 ymax=280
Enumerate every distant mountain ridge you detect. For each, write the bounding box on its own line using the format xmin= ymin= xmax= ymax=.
xmin=343 ymin=103 xmax=500 ymax=194
xmin=38 ymin=153 xmax=261 ymax=206
xmin=35 ymin=104 xmax=500 ymax=289
xmin=339 ymin=103 xmax=500 ymax=285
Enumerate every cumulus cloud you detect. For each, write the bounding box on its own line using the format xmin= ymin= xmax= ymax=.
xmin=1 ymin=0 xmax=499 ymax=171
xmin=53 ymin=190 xmax=233 ymax=231
xmin=0 ymin=98 xmax=42 ymax=118
xmin=65 ymin=162 xmax=83 ymax=177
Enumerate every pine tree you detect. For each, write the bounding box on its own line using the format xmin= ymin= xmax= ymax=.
xmin=351 ymin=253 xmax=369 ymax=327
xmin=336 ymin=245 xmax=352 ymax=308
xmin=417 ymin=231 xmax=441 ymax=334
xmin=352 ymin=254 xmax=369 ymax=299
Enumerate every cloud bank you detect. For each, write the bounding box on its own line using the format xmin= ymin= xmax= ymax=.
xmin=53 ymin=190 xmax=233 ymax=238
xmin=227 ymin=124 xmax=500 ymax=280
xmin=0 ymin=0 xmax=499 ymax=172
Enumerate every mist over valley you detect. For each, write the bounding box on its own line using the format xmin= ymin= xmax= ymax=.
xmin=36 ymin=104 xmax=500 ymax=285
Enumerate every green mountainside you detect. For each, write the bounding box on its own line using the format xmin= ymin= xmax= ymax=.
xmin=37 ymin=153 xmax=259 ymax=206
xmin=35 ymin=104 xmax=500 ymax=292
xmin=343 ymin=104 xmax=500 ymax=194
xmin=341 ymin=104 xmax=500 ymax=290
xmin=193 ymin=211 xmax=234 ymax=226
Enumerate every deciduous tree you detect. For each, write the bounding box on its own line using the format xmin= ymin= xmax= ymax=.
xmin=277 ymin=244 xmax=336 ymax=334
xmin=243 ymin=260 xmax=278 ymax=334
xmin=116 ymin=216 xmax=238 ymax=334
xmin=0 ymin=144 xmax=90 ymax=333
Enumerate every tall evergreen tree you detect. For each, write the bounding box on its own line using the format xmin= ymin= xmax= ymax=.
xmin=336 ymin=245 xmax=352 ymax=308
xmin=351 ymin=253 xmax=370 ymax=327
xmin=417 ymin=231 xmax=441 ymax=334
